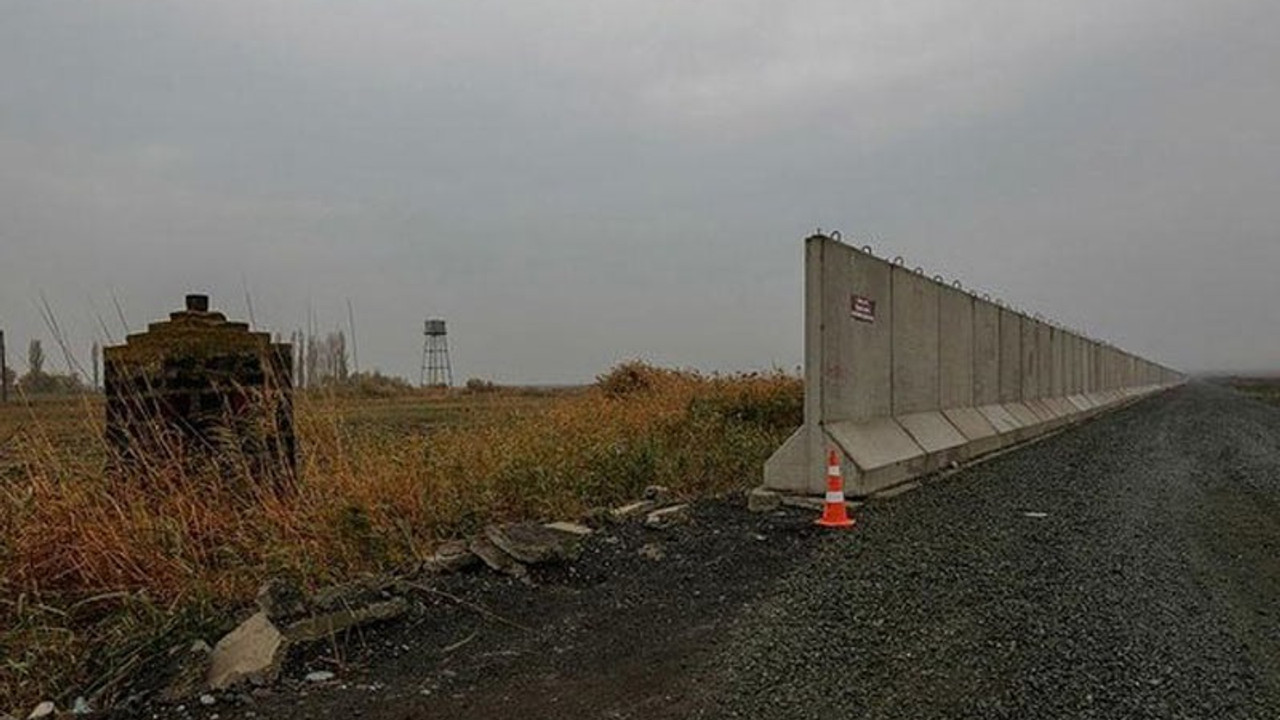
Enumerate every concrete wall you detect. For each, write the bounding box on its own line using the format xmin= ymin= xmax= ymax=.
xmin=764 ymin=234 xmax=1183 ymax=497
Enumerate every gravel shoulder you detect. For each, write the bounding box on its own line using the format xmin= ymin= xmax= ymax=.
xmin=158 ymin=382 xmax=1280 ymax=719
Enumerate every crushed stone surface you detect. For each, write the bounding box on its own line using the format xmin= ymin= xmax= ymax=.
xmin=130 ymin=383 xmax=1280 ymax=719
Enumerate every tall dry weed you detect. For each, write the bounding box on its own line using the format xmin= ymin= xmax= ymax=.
xmin=0 ymin=362 xmax=800 ymax=711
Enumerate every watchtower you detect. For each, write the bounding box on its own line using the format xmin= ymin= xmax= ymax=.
xmin=420 ymin=319 xmax=453 ymax=388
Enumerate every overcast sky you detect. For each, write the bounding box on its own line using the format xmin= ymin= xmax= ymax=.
xmin=2 ymin=1 xmax=1277 ymax=383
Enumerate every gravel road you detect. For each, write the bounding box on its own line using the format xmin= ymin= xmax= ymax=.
xmin=166 ymin=382 xmax=1280 ymax=719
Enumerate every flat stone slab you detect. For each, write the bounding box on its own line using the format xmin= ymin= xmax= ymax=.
xmin=469 ymin=535 xmax=529 ymax=578
xmin=485 ymin=522 xmax=582 ymax=565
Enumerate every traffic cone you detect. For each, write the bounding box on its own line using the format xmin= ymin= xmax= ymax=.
xmin=816 ymin=449 xmax=856 ymax=528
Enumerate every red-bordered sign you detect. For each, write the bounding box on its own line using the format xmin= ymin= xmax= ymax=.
xmin=851 ymin=294 xmax=876 ymax=323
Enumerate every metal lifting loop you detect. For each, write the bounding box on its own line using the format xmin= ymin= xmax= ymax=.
xmin=933 ymin=274 xmax=944 ymax=282
xmin=952 ymin=280 xmax=963 ymax=289
xmin=892 ymin=256 xmax=905 ymax=266
xmin=830 ymin=230 xmax=842 ymax=241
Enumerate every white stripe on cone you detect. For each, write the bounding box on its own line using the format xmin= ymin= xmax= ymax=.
xmin=826 ymin=491 xmax=845 ymax=503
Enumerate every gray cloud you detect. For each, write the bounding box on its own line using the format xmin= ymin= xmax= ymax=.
xmin=2 ymin=0 xmax=1278 ymax=382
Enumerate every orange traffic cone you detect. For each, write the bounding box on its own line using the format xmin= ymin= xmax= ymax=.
xmin=816 ymin=449 xmax=856 ymax=528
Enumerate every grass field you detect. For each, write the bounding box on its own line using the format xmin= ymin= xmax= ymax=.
xmin=0 ymin=363 xmax=801 ymax=712
xmin=1224 ymin=375 xmax=1280 ymax=406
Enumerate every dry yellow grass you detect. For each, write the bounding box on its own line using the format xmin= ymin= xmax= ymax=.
xmin=0 ymin=362 xmax=801 ymax=711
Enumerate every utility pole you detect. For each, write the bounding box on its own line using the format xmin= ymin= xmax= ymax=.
xmin=1 ymin=329 xmax=7 ymax=404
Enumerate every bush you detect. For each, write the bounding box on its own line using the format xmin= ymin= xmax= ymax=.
xmin=315 ymin=371 xmax=415 ymax=398
xmin=16 ymin=371 xmax=86 ymax=396
xmin=464 ymin=378 xmax=499 ymax=393
xmin=595 ymin=360 xmax=684 ymax=397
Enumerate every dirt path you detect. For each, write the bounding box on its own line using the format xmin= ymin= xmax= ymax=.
xmin=158 ymin=382 xmax=1280 ymax=719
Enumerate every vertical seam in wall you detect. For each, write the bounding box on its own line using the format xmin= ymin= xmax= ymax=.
xmin=816 ymin=240 xmax=824 ymax=431
xmin=936 ymin=283 xmax=943 ymax=410
xmin=992 ymin=308 xmax=999 ymax=406
xmin=888 ymin=267 xmax=895 ymax=418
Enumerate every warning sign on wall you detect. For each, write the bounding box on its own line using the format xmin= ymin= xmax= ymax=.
xmin=851 ymin=294 xmax=876 ymax=323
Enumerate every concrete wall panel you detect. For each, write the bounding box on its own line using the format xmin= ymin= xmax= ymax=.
xmin=1037 ymin=322 xmax=1053 ymax=398
xmin=1051 ymin=328 xmax=1065 ymax=397
xmin=1021 ymin=316 xmax=1040 ymax=400
xmin=820 ymin=240 xmax=893 ymax=424
xmin=973 ymin=300 xmax=1001 ymax=406
xmin=999 ymin=309 xmax=1022 ymax=403
xmin=939 ymin=285 xmax=974 ymax=409
xmin=891 ymin=268 xmax=940 ymax=415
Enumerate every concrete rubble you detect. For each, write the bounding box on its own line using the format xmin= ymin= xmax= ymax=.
xmin=485 ymin=522 xmax=585 ymax=564
xmin=747 ymin=487 xmax=781 ymax=512
xmin=205 ymin=577 xmax=413 ymax=692
xmin=421 ymin=539 xmax=479 ymax=574
xmin=644 ymin=504 xmax=691 ymax=528
xmin=542 ymin=521 xmax=593 ymax=536
xmin=166 ymin=502 xmax=679 ymax=705
xmin=470 ymin=534 xmax=530 ymax=579
xmin=611 ymin=500 xmax=656 ymax=521
xmin=207 ymin=612 xmax=286 ymax=691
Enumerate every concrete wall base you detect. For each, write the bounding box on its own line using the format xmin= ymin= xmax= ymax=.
xmin=764 ymin=384 xmax=1181 ymax=498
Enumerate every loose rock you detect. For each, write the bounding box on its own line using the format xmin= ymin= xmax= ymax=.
xmin=305 ymin=671 xmax=335 ymax=683
xmin=25 ymin=702 xmax=55 ymax=720
xmin=207 ymin=612 xmax=287 ymax=690
xmin=638 ymin=543 xmax=666 ymax=562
